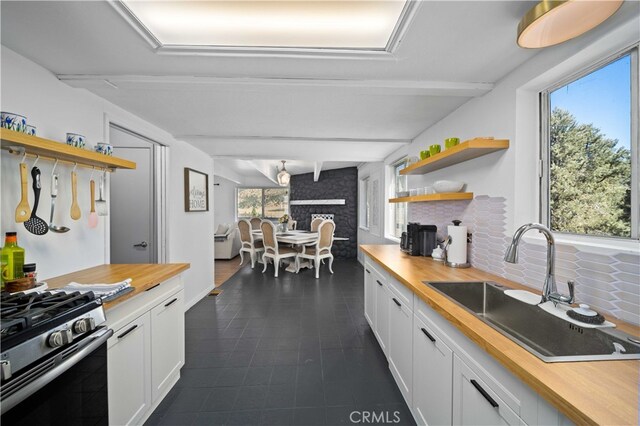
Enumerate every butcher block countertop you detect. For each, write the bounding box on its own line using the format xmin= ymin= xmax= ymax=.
xmin=46 ymin=263 xmax=190 ymax=311
xmin=360 ymin=244 xmax=639 ymax=426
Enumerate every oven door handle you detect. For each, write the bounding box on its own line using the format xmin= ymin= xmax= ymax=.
xmin=1 ymin=327 xmax=113 ymax=415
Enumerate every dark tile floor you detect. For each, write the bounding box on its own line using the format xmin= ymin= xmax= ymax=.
xmin=146 ymin=259 xmax=415 ymax=426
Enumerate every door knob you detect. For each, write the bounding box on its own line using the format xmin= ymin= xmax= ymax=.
xmin=133 ymin=241 xmax=148 ymax=248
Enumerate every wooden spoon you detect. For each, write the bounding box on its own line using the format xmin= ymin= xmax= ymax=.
xmin=88 ymin=179 xmax=98 ymax=228
xmin=70 ymin=171 xmax=81 ymax=220
xmin=15 ymin=162 xmax=32 ymax=223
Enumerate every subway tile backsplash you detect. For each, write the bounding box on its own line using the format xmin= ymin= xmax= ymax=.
xmin=409 ymin=195 xmax=640 ymax=326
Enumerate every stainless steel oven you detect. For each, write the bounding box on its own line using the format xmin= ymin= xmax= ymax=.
xmin=1 ymin=291 xmax=112 ymax=425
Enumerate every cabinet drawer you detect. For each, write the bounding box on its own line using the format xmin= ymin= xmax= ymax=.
xmin=387 ymin=277 xmax=413 ymax=312
xmin=364 ymin=259 xmax=385 ymax=281
xmin=106 ymin=276 xmax=183 ymax=332
xmin=453 ymin=354 xmax=522 ymax=426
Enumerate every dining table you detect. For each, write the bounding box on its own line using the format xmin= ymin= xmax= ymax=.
xmin=250 ymin=229 xmax=348 ymax=273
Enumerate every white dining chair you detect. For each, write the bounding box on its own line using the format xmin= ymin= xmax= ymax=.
xmin=261 ymin=221 xmax=299 ymax=277
xmin=250 ymin=217 xmax=262 ymax=230
xmin=310 ymin=217 xmax=323 ymax=232
xmin=296 ymin=219 xmax=335 ymax=278
xmin=238 ymin=219 xmax=264 ymax=268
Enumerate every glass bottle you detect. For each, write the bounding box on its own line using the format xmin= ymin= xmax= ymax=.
xmin=1 ymin=232 xmax=25 ymax=285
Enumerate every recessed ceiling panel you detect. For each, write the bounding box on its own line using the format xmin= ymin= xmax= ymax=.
xmin=120 ymin=0 xmax=408 ymax=49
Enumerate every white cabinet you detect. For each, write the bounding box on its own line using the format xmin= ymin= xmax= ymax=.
xmin=453 ymin=354 xmax=521 ymax=426
xmin=151 ymin=290 xmax=185 ymax=401
xmin=413 ymin=316 xmax=453 ymax=426
xmin=364 ymin=265 xmax=376 ymax=327
xmin=108 ymin=312 xmax=152 ymax=426
xmin=106 ymin=275 xmax=185 ymax=426
xmin=374 ymin=275 xmax=390 ymax=356
xmin=388 ymin=288 xmax=413 ymax=405
xmin=364 ymin=262 xmax=390 ymax=356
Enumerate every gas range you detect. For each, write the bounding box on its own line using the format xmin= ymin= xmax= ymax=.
xmin=0 ymin=291 xmax=112 ymax=415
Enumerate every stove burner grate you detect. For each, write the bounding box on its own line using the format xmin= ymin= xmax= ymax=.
xmin=0 ymin=291 xmax=98 ymax=345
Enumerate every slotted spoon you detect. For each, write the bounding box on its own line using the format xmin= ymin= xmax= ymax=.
xmin=24 ymin=167 xmax=49 ymax=235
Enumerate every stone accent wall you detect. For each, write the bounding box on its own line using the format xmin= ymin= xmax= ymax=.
xmin=409 ymin=195 xmax=640 ymax=325
xmin=290 ymin=167 xmax=358 ymax=259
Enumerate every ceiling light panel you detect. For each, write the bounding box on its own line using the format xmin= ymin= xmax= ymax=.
xmin=121 ymin=1 xmax=408 ymax=50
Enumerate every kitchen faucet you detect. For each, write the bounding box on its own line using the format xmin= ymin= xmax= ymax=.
xmin=504 ymin=223 xmax=574 ymax=305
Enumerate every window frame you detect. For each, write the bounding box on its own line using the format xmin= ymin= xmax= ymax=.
xmin=540 ymin=44 xmax=639 ymax=241
xmin=236 ymin=186 xmax=289 ymax=220
xmin=391 ymin=158 xmax=408 ymax=239
xmin=359 ymin=177 xmax=370 ymax=230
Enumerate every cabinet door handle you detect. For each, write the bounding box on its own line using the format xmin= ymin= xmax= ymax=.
xmin=117 ymin=324 xmax=138 ymax=340
xmin=392 ymin=298 xmax=402 ymax=307
xmin=421 ymin=327 xmax=436 ymax=343
xmin=376 ymin=280 xmax=383 ymax=287
xmin=145 ymin=283 xmax=160 ymax=292
xmin=365 ymin=269 xmax=371 ymax=274
xmin=470 ymin=379 xmax=499 ymax=408
xmin=164 ymin=298 xmax=178 ymax=307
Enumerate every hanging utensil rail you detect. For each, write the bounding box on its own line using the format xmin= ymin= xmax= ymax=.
xmin=0 ymin=128 xmax=136 ymax=171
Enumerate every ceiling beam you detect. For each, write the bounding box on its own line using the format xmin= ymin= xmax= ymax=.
xmin=314 ymin=162 xmax=323 ymax=182
xmin=248 ymin=160 xmax=279 ymax=185
xmin=178 ymin=135 xmax=411 ymax=145
xmin=59 ymin=75 xmax=494 ymax=97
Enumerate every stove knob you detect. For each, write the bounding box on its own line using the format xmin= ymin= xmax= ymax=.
xmin=73 ymin=317 xmax=96 ymax=334
xmin=48 ymin=329 xmax=73 ymax=348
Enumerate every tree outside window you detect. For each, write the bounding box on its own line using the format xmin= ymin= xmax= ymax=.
xmin=543 ymin=50 xmax=637 ymax=239
xmin=237 ymin=188 xmax=288 ymax=219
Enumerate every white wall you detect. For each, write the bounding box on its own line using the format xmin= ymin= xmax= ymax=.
xmin=213 ymin=175 xmax=238 ymax=227
xmin=0 ymin=46 xmax=215 ymax=308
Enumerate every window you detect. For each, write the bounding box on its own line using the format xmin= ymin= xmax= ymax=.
xmin=541 ymin=47 xmax=638 ymax=239
xmin=237 ymin=188 xmax=288 ymax=219
xmin=392 ymin=160 xmax=408 ymax=238
xmin=359 ymin=177 xmax=370 ymax=229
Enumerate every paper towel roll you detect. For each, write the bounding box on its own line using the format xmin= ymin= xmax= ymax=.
xmin=447 ymin=225 xmax=467 ymax=265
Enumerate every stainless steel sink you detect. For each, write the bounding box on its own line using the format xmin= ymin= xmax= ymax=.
xmin=425 ymin=281 xmax=640 ymax=362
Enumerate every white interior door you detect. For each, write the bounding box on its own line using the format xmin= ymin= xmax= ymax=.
xmin=109 ymin=125 xmax=156 ymax=264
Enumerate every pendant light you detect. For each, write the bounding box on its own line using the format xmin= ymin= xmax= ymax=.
xmin=277 ymin=160 xmax=291 ymax=187
xmin=517 ymin=0 xmax=623 ymax=49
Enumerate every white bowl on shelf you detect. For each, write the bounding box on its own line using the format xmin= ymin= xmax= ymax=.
xmin=433 ymin=180 xmax=464 ymax=193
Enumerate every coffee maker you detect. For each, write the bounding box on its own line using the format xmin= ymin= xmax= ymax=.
xmin=401 ymin=223 xmax=437 ymax=256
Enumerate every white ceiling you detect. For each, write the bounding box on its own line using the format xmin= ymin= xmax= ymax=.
xmin=1 ymin=1 xmax=540 ymax=182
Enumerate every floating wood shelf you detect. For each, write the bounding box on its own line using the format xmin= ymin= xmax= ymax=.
xmin=0 ymin=128 xmax=136 ymax=170
xmin=389 ymin=192 xmax=474 ymax=203
xmin=401 ymin=138 xmax=509 ymax=175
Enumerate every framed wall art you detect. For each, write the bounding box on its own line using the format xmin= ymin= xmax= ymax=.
xmin=184 ymin=168 xmax=209 ymax=212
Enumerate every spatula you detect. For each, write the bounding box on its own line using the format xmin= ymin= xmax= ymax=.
xmin=96 ymin=171 xmax=108 ymax=216
xmin=70 ymin=171 xmax=81 ymax=220
xmin=88 ymin=179 xmax=98 ymax=228
xmin=15 ymin=162 xmax=32 ymax=223
xmin=24 ymin=167 xmax=49 ymax=235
